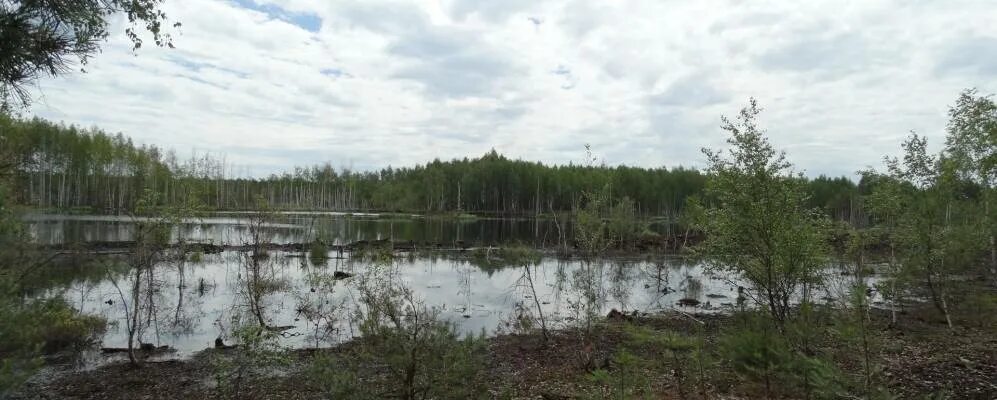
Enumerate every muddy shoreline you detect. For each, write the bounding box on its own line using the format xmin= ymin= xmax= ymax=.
xmin=10 ymin=308 xmax=996 ymax=400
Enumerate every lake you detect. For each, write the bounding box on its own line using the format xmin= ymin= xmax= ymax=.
xmin=23 ymin=212 xmax=609 ymax=247
xmin=54 ymin=251 xmax=736 ymax=359
xmin=22 ymin=212 xmax=864 ymax=362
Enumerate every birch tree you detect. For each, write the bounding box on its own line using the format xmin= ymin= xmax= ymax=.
xmin=944 ymin=89 xmax=997 ymax=286
xmin=692 ymin=99 xmax=829 ymax=329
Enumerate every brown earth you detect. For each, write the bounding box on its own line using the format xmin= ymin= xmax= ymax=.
xmin=9 ymin=308 xmax=996 ymax=400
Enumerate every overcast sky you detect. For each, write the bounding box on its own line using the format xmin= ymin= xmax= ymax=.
xmin=29 ymin=0 xmax=997 ymax=178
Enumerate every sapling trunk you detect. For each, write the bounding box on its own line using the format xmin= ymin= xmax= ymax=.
xmin=988 ymin=197 xmax=997 ymax=287
xmin=523 ymin=264 xmax=549 ymax=343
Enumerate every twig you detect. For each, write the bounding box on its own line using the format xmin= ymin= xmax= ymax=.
xmin=670 ymin=307 xmax=706 ymax=325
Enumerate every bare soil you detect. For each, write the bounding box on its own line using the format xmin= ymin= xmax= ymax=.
xmin=9 ymin=309 xmax=996 ymax=399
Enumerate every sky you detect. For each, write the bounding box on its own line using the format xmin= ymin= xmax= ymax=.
xmin=28 ymin=0 xmax=997 ymax=178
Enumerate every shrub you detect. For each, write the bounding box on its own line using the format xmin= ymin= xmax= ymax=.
xmin=308 ymin=240 xmax=328 ymax=266
xmin=719 ymin=312 xmax=843 ymax=399
xmin=0 ymin=295 xmax=105 ymax=394
xmin=310 ymin=263 xmax=486 ymax=400
xmin=211 ymin=321 xmax=290 ymax=399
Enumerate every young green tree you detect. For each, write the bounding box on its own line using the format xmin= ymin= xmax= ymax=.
xmin=0 ymin=180 xmax=105 ymax=394
xmin=861 ymin=170 xmax=907 ymax=325
xmin=575 ymin=184 xmax=611 ymax=256
xmin=837 ymin=228 xmax=880 ymax=397
xmin=109 ymin=188 xmax=180 ymax=365
xmin=211 ymin=319 xmax=290 ymax=400
xmin=691 ymin=99 xmax=829 ymax=329
xmin=884 ymin=134 xmax=984 ymax=330
xmin=606 ymin=196 xmax=642 ymax=249
xmin=311 ymin=260 xmax=485 ymax=400
xmin=944 ymin=89 xmax=996 ymax=286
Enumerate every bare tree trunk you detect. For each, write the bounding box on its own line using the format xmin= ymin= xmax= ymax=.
xmin=988 ymin=197 xmax=996 ymax=287
xmin=129 ymin=266 xmax=143 ymax=365
xmin=550 ymin=206 xmax=566 ymax=254
xmin=523 ymin=264 xmax=549 ymax=343
xmin=941 ymin=294 xmax=954 ymax=331
xmin=940 ymin=203 xmax=954 ymax=332
xmin=890 ymin=245 xmax=898 ymax=325
xmin=926 ymin=273 xmax=954 ymax=332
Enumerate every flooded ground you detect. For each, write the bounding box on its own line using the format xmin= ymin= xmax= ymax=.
xmin=22 ymin=212 xmax=600 ymax=247
xmin=56 ymin=252 xmax=734 ymax=358
xmin=23 ymin=213 xmax=870 ymax=364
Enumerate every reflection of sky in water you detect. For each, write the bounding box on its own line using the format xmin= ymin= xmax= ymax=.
xmin=54 ymin=252 xmax=741 ymax=359
xmin=28 ymin=214 xmax=878 ymax=365
xmin=23 ymin=213 xmax=591 ymax=247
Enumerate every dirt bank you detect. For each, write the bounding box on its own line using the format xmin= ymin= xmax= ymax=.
xmin=9 ymin=309 xmax=996 ymax=399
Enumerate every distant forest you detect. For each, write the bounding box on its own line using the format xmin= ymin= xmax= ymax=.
xmin=0 ymin=115 xmax=859 ymax=218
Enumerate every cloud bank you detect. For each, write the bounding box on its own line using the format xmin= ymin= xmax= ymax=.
xmin=29 ymin=0 xmax=997 ymax=178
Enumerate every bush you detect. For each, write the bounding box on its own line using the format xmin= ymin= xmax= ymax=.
xmin=0 ymin=295 xmax=105 ymax=394
xmin=718 ymin=323 xmax=792 ymax=397
xmin=589 ymin=347 xmax=652 ymax=400
xmin=310 ymin=263 xmax=487 ymax=399
xmin=211 ymin=321 xmax=290 ymax=399
xmin=310 ymin=320 xmax=485 ymax=400
xmin=718 ymin=312 xmax=843 ymax=399
xmin=308 ymin=240 xmax=328 ymax=266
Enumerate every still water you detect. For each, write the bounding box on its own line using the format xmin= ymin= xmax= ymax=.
xmin=23 ymin=212 xmax=602 ymax=247
xmin=23 ymin=213 xmax=860 ymax=362
xmin=56 ymin=252 xmax=735 ymax=358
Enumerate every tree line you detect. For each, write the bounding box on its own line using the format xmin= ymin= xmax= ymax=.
xmin=1 ymin=115 xmax=862 ymax=218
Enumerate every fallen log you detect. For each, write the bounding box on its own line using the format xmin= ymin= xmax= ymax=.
xmin=101 ymin=344 xmax=176 ymax=355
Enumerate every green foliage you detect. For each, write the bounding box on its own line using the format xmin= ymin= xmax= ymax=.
xmin=211 ymin=321 xmax=291 ymax=399
xmin=0 ymin=186 xmax=106 ymax=394
xmin=309 ymin=354 xmax=372 ymax=399
xmin=586 ymin=324 xmax=712 ymax=400
xmin=627 ymin=325 xmax=699 ymax=399
xmin=572 ymin=185 xmax=653 ymax=254
xmin=311 ymin=323 xmax=485 ymax=400
xmin=692 ymin=99 xmax=829 ymax=327
xmin=719 ymin=312 xmax=842 ymax=399
xmin=575 ymin=184 xmax=611 ymax=255
xmin=831 ymin=280 xmax=888 ymax=397
xmin=0 ymin=117 xmax=710 ymax=215
xmin=944 ymin=89 xmax=997 ymax=287
xmin=311 ymin=262 xmax=486 ymax=399
xmin=565 ymin=261 xmax=606 ymax=354
xmin=349 ymin=241 xmax=396 ymax=263
xmin=807 ymin=175 xmax=861 ymax=221
xmin=1 ymin=114 xmax=874 ymax=222
xmin=0 ymin=0 xmax=178 ymax=109
xmin=0 ymin=295 xmax=105 ymax=393
xmin=945 ymin=89 xmax=997 ymax=188
xmin=871 ymin=133 xmax=988 ymax=329
xmin=308 ymin=240 xmax=328 ymax=266
xmin=588 ymin=348 xmax=651 ymax=400
xmin=606 ymin=196 xmax=644 ymax=249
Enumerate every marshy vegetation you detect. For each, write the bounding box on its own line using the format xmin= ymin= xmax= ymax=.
xmin=1 ymin=91 xmax=995 ymax=399
xmin=1 ymin=2 xmax=995 ymax=398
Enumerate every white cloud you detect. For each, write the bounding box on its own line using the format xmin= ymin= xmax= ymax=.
xmin=28 ymin=0 xmax=997 ymax=178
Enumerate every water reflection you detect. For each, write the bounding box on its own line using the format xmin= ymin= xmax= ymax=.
xmin=23 ymin=213 xmax=609 ymax=247
xmin=54 ymin=252 xmax=731 ymax=358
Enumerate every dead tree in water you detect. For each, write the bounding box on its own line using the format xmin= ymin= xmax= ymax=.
xmin=110 ymin=190 xmax=175 ymax=366
xmin=241 ymin=196 xmax=278 ymax=329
